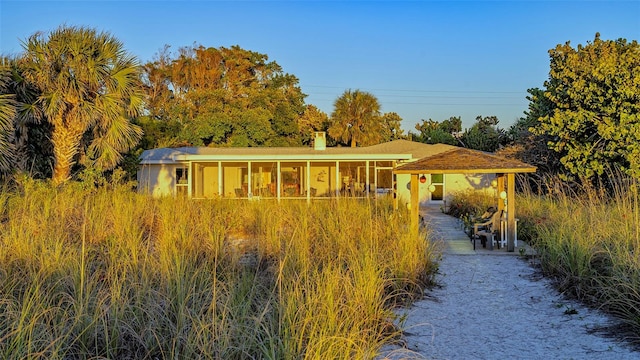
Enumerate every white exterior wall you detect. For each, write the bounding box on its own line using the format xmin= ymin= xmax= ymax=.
xmin=395 ymin=173 xmax=495 ymax=208
xmin=396 ymin=174 xmax=430 ymax=207
xmin=444 ymin=173 xmax=494 ymax=197
xmin=137 ymin=163 xmax=177 ymax=197
xmin=309 ymin=164 xmax=332 ymax=196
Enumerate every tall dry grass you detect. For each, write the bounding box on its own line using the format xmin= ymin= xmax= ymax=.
xmin=0 ymin=179 xmax=437 ymax=359
xmin=519 ymin=178 xmax=640 ymax=338
xmin=449 ymin=175 xmax=640 ymax=340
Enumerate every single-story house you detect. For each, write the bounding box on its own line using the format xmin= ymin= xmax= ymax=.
xmin=136 ymin=132 xmax=510 ymax=206
xmin=137 ymin=132 xmax=537 ymax=251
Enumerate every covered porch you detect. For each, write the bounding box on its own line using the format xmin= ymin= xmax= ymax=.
xmin=181 ymin=156 xmax=404 ymax=201
xmin=394 ymin=148 xmax=537 ymax=252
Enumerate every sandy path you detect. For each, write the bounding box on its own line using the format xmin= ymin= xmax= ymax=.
xmin=378 ymin=211 xmax=638 ymax=360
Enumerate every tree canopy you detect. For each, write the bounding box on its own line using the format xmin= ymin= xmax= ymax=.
xmin=0 ymin=62 xmax=16 ymax=173
xmin=327 ymin=89 xmax=382 ymax=147
xmin=142 ymin=45 xmax=306 ymax=147
xmin=296 ymin=105 xmax=329 ymax=146
xmin=413 ymin=116 xmax=461 ymax=145
xmin=503 ymin=88 xmax=563 ymax=176
xmin=534 ymin=33 xmax=640 ymax=182
xmin=459 ymin=115 xmax=506 ymax=152
xmin=380 ymin=112 xmax=405 ymax=142
xmin=0 ymin=57 xmax=50 ymax=179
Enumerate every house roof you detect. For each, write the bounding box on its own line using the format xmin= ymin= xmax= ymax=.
xmin=394 ymin=147 xmax=537 ymax=174
xmin=139 ymin=140 xmax=453 ymax=164
xmin=139 ymin=141 xmax=537 ymax=175
xmin=363 ymin=140 xmax=457 ymax=159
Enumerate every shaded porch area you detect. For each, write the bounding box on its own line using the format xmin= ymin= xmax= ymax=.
xmin=421 ymin=206 xmax=535 ymax=255
xmin=189 ymin=159 xmax=396 ymax=200
xmin=396 ymin=147 xmax=536 ymax=252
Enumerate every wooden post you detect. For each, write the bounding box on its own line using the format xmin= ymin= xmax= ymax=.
xmin=410 ymin=174 xmax=419 ymax=233
xmin=507 ymin=173 xmax=516 ymax=252
xmin=497 ymin=173 xmax=505 ymax=214
xmin=393 ymin=173 xmax=398 ymax=210
xmin=496 ymin=173 xmax=505 ymax=247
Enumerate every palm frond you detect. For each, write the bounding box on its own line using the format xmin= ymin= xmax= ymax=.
xmin=0 ymin=94 xmax=17 ymax=171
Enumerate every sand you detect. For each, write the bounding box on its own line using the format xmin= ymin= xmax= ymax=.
xmin=378 ymin=212 xmax=638 ymax=360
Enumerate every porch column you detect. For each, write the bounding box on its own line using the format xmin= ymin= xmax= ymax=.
xmin=218 ymin=161 xmax=222 ymax=196
xmin=507 ymin=173 xmax=516 ymax=252
xmin=497 ymin=173 xmax=505 ymax=214
xmin=365 ymin=160 xmax=370 ymax=196
xmin=410 ymin=173 xmax=419 ymax=233
xmin=188 ymin=162 xmax=193 ymax=198
xmin=306 ymin=161 xmax=311 ymax=203
xmin=335 ymin=161 xmax=340 ymax=197
xmin=277 ymin=162 xmax=281 ymax=202
xmin=393 ymin=170 xmax=398 ymax=211
xmin=247 ymin=162 xmax=252 ymax=198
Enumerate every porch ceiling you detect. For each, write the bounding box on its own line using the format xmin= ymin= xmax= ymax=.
xmin=394 ymin=147 xmax=537 ymax=174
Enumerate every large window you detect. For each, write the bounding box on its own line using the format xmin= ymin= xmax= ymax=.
xmin=338 ymin=161 xmax=366 ymax=197
xmin=193 ymin=162 xmax=219 ymax=198
xmin=176 ymin=166 xmax=188 ymax=197
xmin=280 ymin=162 xmax=306 ymax=197
xmin=251 ymin=162 xmax=277 ymax=197
xmin=221 ymin=162 xmax=248 ymax=198
xmin=375 ymin=161 xmax=394 ymax=196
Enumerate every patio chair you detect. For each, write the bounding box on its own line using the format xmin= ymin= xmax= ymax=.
xmin=477 ymin=206 xmax=497 ymax=222
xmin=473 ymin=210 xmax=502 ymax=250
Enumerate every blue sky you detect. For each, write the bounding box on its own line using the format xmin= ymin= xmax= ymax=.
xmin=1 ymin=1 xmax=639 ymax=133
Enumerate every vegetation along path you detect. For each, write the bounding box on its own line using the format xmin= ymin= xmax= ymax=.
xmin=379 ymin=210 xmax=638 ymax=360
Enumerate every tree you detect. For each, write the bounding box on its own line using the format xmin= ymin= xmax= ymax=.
xmin=413 ymin=116 xmax=461 ymax=145
xmin=498 ymin=88 xmax=565 ymax=192
xmin=459 ymin=115 xmax=506 ymax=152
xmin=0 ymin=61 xmax=16 ymax=173
xmin=503 ymin=88 xmax=563 ymax=175
xmin=0 ymin=57 xmax=50 ymax=178
xmin=141 ymin=45 xmax=306 ymax=147
xmin=297 ymin=105 xmax=329 ymax=145
xmin=534 ymin=34 xmax=640 ymax=182
xmin=440 ymin=116 xmax=462 ymax=135
xmin=328 ymin=89 xmax=382 ymax=147
xmin=21 ymin=26 xmax=143 ymax=184
xmin=380 ymin=112 xmax=405 ymax=142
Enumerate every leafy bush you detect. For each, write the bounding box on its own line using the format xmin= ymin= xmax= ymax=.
xmin=445 ymin=189 xmax=495 ymax=219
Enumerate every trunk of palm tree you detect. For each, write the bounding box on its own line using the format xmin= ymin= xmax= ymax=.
xmin=51 ymin=122 xmax=83 ymax=185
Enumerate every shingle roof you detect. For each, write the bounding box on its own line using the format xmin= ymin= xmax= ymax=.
xmin=363 ymin=140 xmax=456 ymax=158
xmin=394 ymin=147 xmax=537 ymax=174
xmin=139 ymin=139 xmax=453 ymax=162
xmin=139 ymin=141 xmax=537 ymax=175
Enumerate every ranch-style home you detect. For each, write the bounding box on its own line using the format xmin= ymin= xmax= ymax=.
xmin=137 ymin=132 xmax=535 ymax=209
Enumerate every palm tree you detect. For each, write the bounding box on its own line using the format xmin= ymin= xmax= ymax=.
xmin=0 ymin=61 xmax=16 ymax=174
xmin=328 ymin=89 xmax=382 ymax=147
xmin=21 ymin=26 xmax=143 ymax=184
xmin=1 ymin=57 xmax=47 ymax=177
